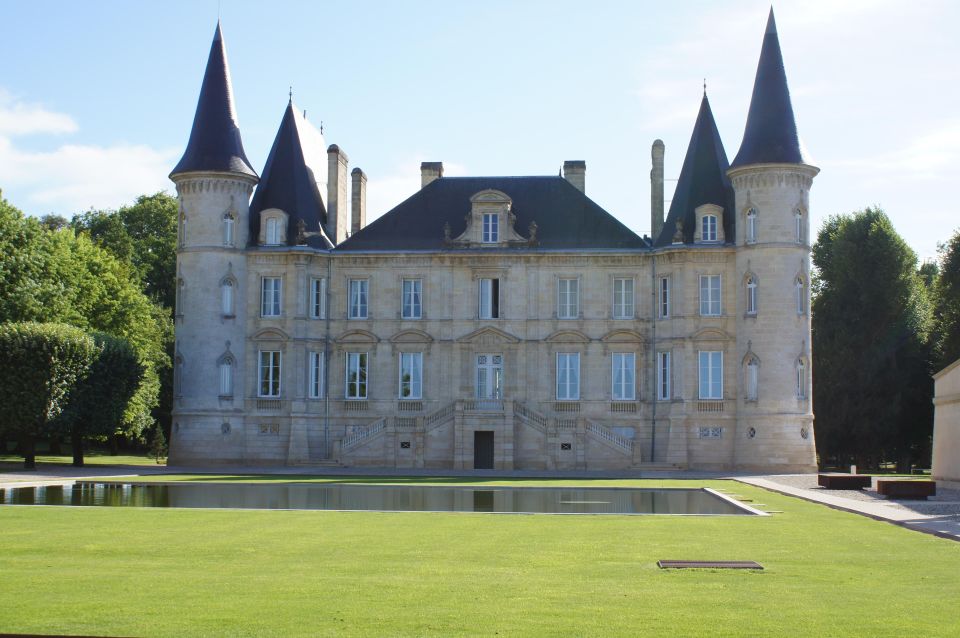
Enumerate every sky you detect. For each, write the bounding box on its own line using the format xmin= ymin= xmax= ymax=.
xmin=0 ymin=0 xmax=956 ymax=261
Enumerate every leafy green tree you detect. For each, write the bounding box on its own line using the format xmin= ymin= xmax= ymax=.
xmin=812 ymin=207 xmax=934 ymax=470
xmin=149 ymin=426 xmax=168 ymax=464
xmin=0 ymin=323 xmax=98 ymax=469
xmin=932 ymin=230 xmax=960 ymax=370
xmin=54 ymin=333 xmax=145 ymax=466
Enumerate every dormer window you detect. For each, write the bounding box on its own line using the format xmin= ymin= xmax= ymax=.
xmin=259 ymin=209 xmax=289 ymax=246
xmin=482 ymin=213 xmax=499 ymax=243
xmin=265 ymin=218 xmax=280 ymax=245
xmin=694 ymin=204 xmax=724 ymax=244
xmin=702 ymin=214 xmax=717 ymax=242
xmin=746 ymin=208 xmax=757 ymax=243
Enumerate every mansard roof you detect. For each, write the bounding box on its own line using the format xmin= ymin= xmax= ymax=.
xmin=336 ymin=176 xmax=648 ymax=251
xmin=730 ymin=8 xmax=812 ymax=168
xmin=655 ymin=94 xmax=735 ymax=247
xmin=170 ymin=23 xmax=257 ymax=179
xmin=249 ymin=100 xmax=333 ymax=249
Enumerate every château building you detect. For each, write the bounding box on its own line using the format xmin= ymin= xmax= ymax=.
xmin=170 ymin=9 xmax=819 ymax=471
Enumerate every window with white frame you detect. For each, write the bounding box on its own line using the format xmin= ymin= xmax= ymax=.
xmin=479 ymin=278 xmax=500 ymax=319
xmin=702 ymin=214 xmax=718 ymax=242
xmin=556 ymin=353 xmax=580 ymax=400
xmin=796 ymin=358 xmax=806 ymax=399
xmin=308 ymin=351 xmax=324 ymax=399
xmin=698 ymin=350 xmax=723 ymax=399
xmin=659 ymin=276 xmax=670 ymax=319
xmin=219 ymin=357 xmax=233 ymax=396
xmin=265 ymin=217 xmax=281 ymax=245
xmin=348 ymin=279 xmax=368 ymax=319
xmin=657 ymin=351 xmax=671 ymax=401
xmin=223 ymin=213 xmax=235 ymax=246
xmin=261 ymin=277 xmax=281 ymax=317
xmin=746 ymin=275 xmax=758 ymax=315
xmin=345 ymin=352 xmax=368 ymax=399
xmin=258 ymin=350 xmax=281 ymax=397
xmin=402 ymin=278 xmax=422 ymax=319
xmin=746 ymin=357 xmax=759 ymax=401
xmin=310 ymin=278 xmax=326 ymax=319
xmin=221 ymin=279 xmax=234 ymax=316
xmin=795 ymin=277 xmax=805 ymax=315
xmin=700 ymin=275 xmax=721 ymax=316
xmin=399 ymin=352 xmax=423 ymax=399
xmin=482 ymin=212 xmax=499 ymax=243
xmin=795 ymin=209 xmax=803 ymax=244
xmin=613 ymin=278 xmax=634 ymax=319
xmin=612 ymin=352 xmax=635 ymax=400
xmin=746 ymin=208 xmax=757 ymax=243
xmin=558 ymin=278 xmax=579 ymax=319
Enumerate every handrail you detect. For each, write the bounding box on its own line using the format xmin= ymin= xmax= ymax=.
xmin=585 ymin=419 xmax=633 ymax=454
xmin=341 ymin=417 xmax=387 ymax=450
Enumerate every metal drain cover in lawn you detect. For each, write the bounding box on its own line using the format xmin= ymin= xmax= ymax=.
xmin=658 ymin=560 xmax=763 ymax=570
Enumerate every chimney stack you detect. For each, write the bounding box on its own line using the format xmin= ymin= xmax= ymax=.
xmin=563 ymin=160 xmax=586 ymax=193
xmin=651 ymin=140 xmax=665 ymax=240
xmin=327 ymin=144 xmax=349 ymax=245
xmin=421 ymin=162 xmax=443 ymax=188
xmin=351 ymin=167 xmax=367 ymax=236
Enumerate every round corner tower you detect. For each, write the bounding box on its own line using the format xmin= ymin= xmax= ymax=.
xmin=729 ymin=9 xmax=818 ymax=472
xmin=169 ymin=23 xmax=259 ymax=464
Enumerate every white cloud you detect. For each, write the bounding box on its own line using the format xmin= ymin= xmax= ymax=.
xmin=833 ymin=119 xmax=960 ymax=182
xmin=365 ymin=156 xmax=467 ymax=222
xmin=0 ymin=90 xmax=78 ymax=136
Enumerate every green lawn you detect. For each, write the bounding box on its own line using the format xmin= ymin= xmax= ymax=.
xmin=0 ymin=452 xmax=164 ymax=469
xmin=1 ymin=478 xmax=958 ymax=637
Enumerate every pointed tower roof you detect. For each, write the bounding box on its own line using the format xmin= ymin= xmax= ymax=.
xmin=170 ymin=23 xmax=257 ymax=179
xmin=249 ymin=100 xmax=333 ymax=248
xmin=730 ymin=8 xmax=812 ymax=168
xmin=654 ymin=94 xmax=735 ymax=247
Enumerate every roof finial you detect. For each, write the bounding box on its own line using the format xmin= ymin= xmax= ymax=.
xmin=288 ymin=86 xmax=293 ymax=103
xmin=703 ymin=78 xmax=707 ymax=96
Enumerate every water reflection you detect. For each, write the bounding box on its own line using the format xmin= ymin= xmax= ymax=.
xmin=0 ymin=483 xmax=752 ymax=515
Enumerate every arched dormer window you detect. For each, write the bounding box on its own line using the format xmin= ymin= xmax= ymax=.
xmin=795 ymin=209 xmax=803 ymax=244
xmin=223 ymin=213 xmax=235 ymax=247
xmin=795 ymin=276 xmax=805 ymax=315
xmin=221 ymin=278 xmax=235 ymax=317
xmin=746 ymin=208 xmax=757 ymax=243
xmin=745 ymin=275 xmax=758 ymax=315
xmin=796 ymin=358 xmax=806 ymax=399
xmin=702 ymin=214 xmax=718 ymax=242
xmin=265 ymin=217 xmax=281 ymax=245
xmin=219 ymin=355 xmax=234 ymax=397
xmin=745 ymin=356 xmax=759 ymax=401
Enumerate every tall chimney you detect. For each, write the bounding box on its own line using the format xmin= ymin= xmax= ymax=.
xmin=327 ymin=144 xmax=349 ymax=244
xmin=651 ymin=140 xmax=665 ymax=240
xmin=420 ymin=161 xmax=443 ymax=188
xmin=351 ymin=167 xmax=367 ymax=236
xmin=563 ymin=160 xmax=586 ymax=193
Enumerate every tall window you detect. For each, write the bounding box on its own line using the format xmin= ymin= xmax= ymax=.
xmin=399 ymin=352 xmax=423 ymax=399
xmin=795 ymin=277 xmax=805 ymax=315
xmin=219 ymin=357 xmax=233 ymax=396
xmin=223 ymin=213 xmax=235 ymax=246
xmin=613 ymin=278 xmax=634 ymax=319
xmin=746 ymin=357 xmax=759 ymax=401
xmin=258 ymin=350 xmax=281 ymax=397
xmin=659 ymin=276 xmax=670 ymax=319
xmin=221 ymin=279 xmax=234 ymax=316
xmin=746 ymin=208 xmax=757 ymax=243
xmin=402 ymin=278 xmax=422 ymax=319
xmin=479 ymin=278 xmax=500 ymax=319
xmin=556 ymin=353 xmax=580 ymax=400
xmin=746 ymin=276 xmax=758 ymax=315
xmin=698 ymin=350 xmax=723 ymax=400
xmin=261 ymin=277 xmax=281 ymax=317
xmin=309 ymin=351 xmax=324 ymax=399
xmin=795 ymin=209 xmax=803 ymax=244
xmin=482 ymin=212 xmax=499 ymax=243
xmin=656 ymin=351 xmax=671 ymax=401
xmin=612 ymin=353 xmax=635 ymax=400
xmin=702 ymin=214 xmax=718 ymax=242
xmin=310 ymin=278 xmax=326 ymax=319
xmin=700 ymin=275 xmax=721 ymax=316
xmin=345 ymin=352 xmax=368 ymax=399
xmin=265 ymin=217 xmax=281 ymax=245
xmin=558 ymin=278 xmax=579 ymax=319
xmin=349 ymin=279 xmax=368 ymax=319
xmin=796 ymin=359 xmax=806 ymax=399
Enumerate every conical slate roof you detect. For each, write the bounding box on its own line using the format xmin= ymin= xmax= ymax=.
xmin=654 ymin=94 xmax=735 ymax=247
xmin=249 ymin=100 xmax=333 ymax=248
xmin=730 ymin=8 xmax=812 ymax=168
xmin=170 ymin=23 xmax=257 ymax=179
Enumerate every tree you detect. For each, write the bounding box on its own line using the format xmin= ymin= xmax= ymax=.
xmin=54 ymin=333 xmax=145 ymax=466
xmin=812 ymin=208 xmax=934 ymax=470
xmin=932 ymin=230 xmax=960 ymax=370
xmin=0 ymin=323 xmax=98 ymax=469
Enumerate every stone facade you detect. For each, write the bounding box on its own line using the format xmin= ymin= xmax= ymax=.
xmin=933 ymin=359 xmax=960 ymax=489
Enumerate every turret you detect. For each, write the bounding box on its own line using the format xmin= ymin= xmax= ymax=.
xmin=728 ymin=8 xmax=819 ymax=472
xmin=169 ymin=23 xmax=258 ymax=464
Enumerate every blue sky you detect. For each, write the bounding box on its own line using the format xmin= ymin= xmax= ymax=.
xmin=1 ymin=0 xmax=956 ymax=260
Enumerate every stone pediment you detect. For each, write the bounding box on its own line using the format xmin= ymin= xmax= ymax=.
xmin=692 ymin=328 xmax=732 ymax=341
xmin=456 ymin=326 xmax=520 ymax=345
xmin=252 ymin=328 xmax=289 ymax=341
xmin=389 ymin=329 xmax=434 ymax=344
xmin=336 ymin=329 xmax=380 ymax=344
xmin=600 ymin=329 xmax=645 ymax=343
xmin=545 ymin=330 xmax=591 ymax=344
